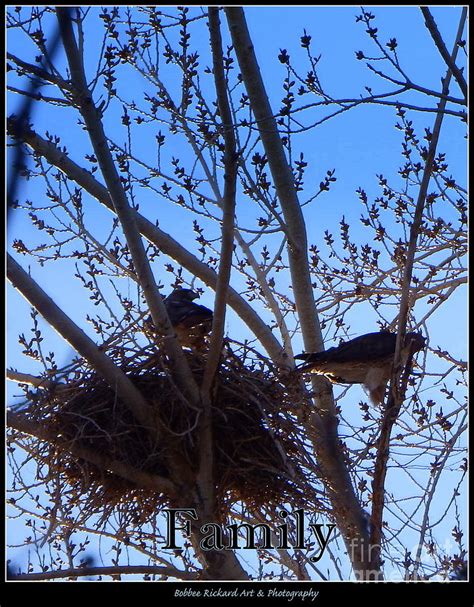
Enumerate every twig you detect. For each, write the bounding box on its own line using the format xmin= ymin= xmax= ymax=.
xmin=7 ymin=51 xmax=70 ymax=89
xmin=7 ymin=85 xmax=70 ymax=106
xmin=235 ymin=231 xmax=294 ymax=358
xmin=411 ymin=415 xmax=467 ymax=579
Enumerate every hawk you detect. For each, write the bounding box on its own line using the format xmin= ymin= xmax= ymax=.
xmin=145 ymin=288 xmax=213 ymax=349
xmin=295 ymin=331 xmax=425 ymax=404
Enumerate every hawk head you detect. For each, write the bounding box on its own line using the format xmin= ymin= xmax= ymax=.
xmin=165 ymin=287 xmax=200 ymax=303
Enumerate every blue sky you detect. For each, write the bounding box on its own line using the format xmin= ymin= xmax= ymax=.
xmin=7 ymin=5 xmax=467 ymax=353
xmin=7 ymin=6 xmax=467 ymax=580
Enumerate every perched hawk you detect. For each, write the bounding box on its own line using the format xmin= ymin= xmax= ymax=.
xmin=295 ymin=331 xmax=425 ymax=404
xmin=146 ymin=288 xmax=213 ymax=349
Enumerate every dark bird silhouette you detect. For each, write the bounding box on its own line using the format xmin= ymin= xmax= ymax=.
xmin=295 ymin=331 xmax=425 ymax=404
xmin=145 ymin=288 xmax=213 ymax=349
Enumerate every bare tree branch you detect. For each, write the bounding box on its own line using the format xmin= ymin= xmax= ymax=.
xmin=412 ymin=414 xmax=467 ymax=578
xmin=7 ymin=254 xmax=155 ymax=430
xmin=420 ymin=7 xmax=467 ymax=100
xmin=369 ymin=9 xmax=467 ymax=573
xmin=55 ymin=7 xmax=200 ymax=405
xmin=7 ymin=411 xmax=176 ymax=496
xmin=9 ymin=564 xmax=197 ymax=581
xmin=202 ymin=7 xmax=238 ymax=392
xmin=7 ymin=368 xmax=68 ymax=392
xmin=7 ymin=23 xmax=64 ymax=214
xmin=235 ymin=231 xmax=294 ymax=357
xmin=189 ymin=7 xmax=240 ymax=535
xmin=7 ymin=51 xmax=70 ymax=89
xmin=225 ymin=7 xmax=322 ymax=355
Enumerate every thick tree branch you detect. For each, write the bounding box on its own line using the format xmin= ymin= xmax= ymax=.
xmin=9 ymin=564 xmax=196 ymax=581
xmin=7 ymin=410 xmax=176 ymax=496
xmin=7 ymin=254 xmax=155 ymax=430
xmin=420 ymin=7 xmax=467 ymax=100
xmin=225 ymin=7 xmax=323 ymax=356
xmin=193 ymin=6 xmax=239 ymax=530
xmin=202 ymin=7 xmax=238 ymax=392
xmin=7 ymin=368 xmax=68 ymax=391
xmin=55 ymin=8 xmax=200 ymax=405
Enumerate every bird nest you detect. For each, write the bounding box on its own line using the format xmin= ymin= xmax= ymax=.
xmin=20 ymin=341 xmax=319 ymax=525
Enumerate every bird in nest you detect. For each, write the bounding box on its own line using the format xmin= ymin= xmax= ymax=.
xmin=145 ymin=287 xmax=213 ymax=349
xmin=294 ymin=331 xmax=426 ymax=405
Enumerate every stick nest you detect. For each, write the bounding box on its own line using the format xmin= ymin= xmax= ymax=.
xmin=21 ymin=342 xmax=319 ymax=523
